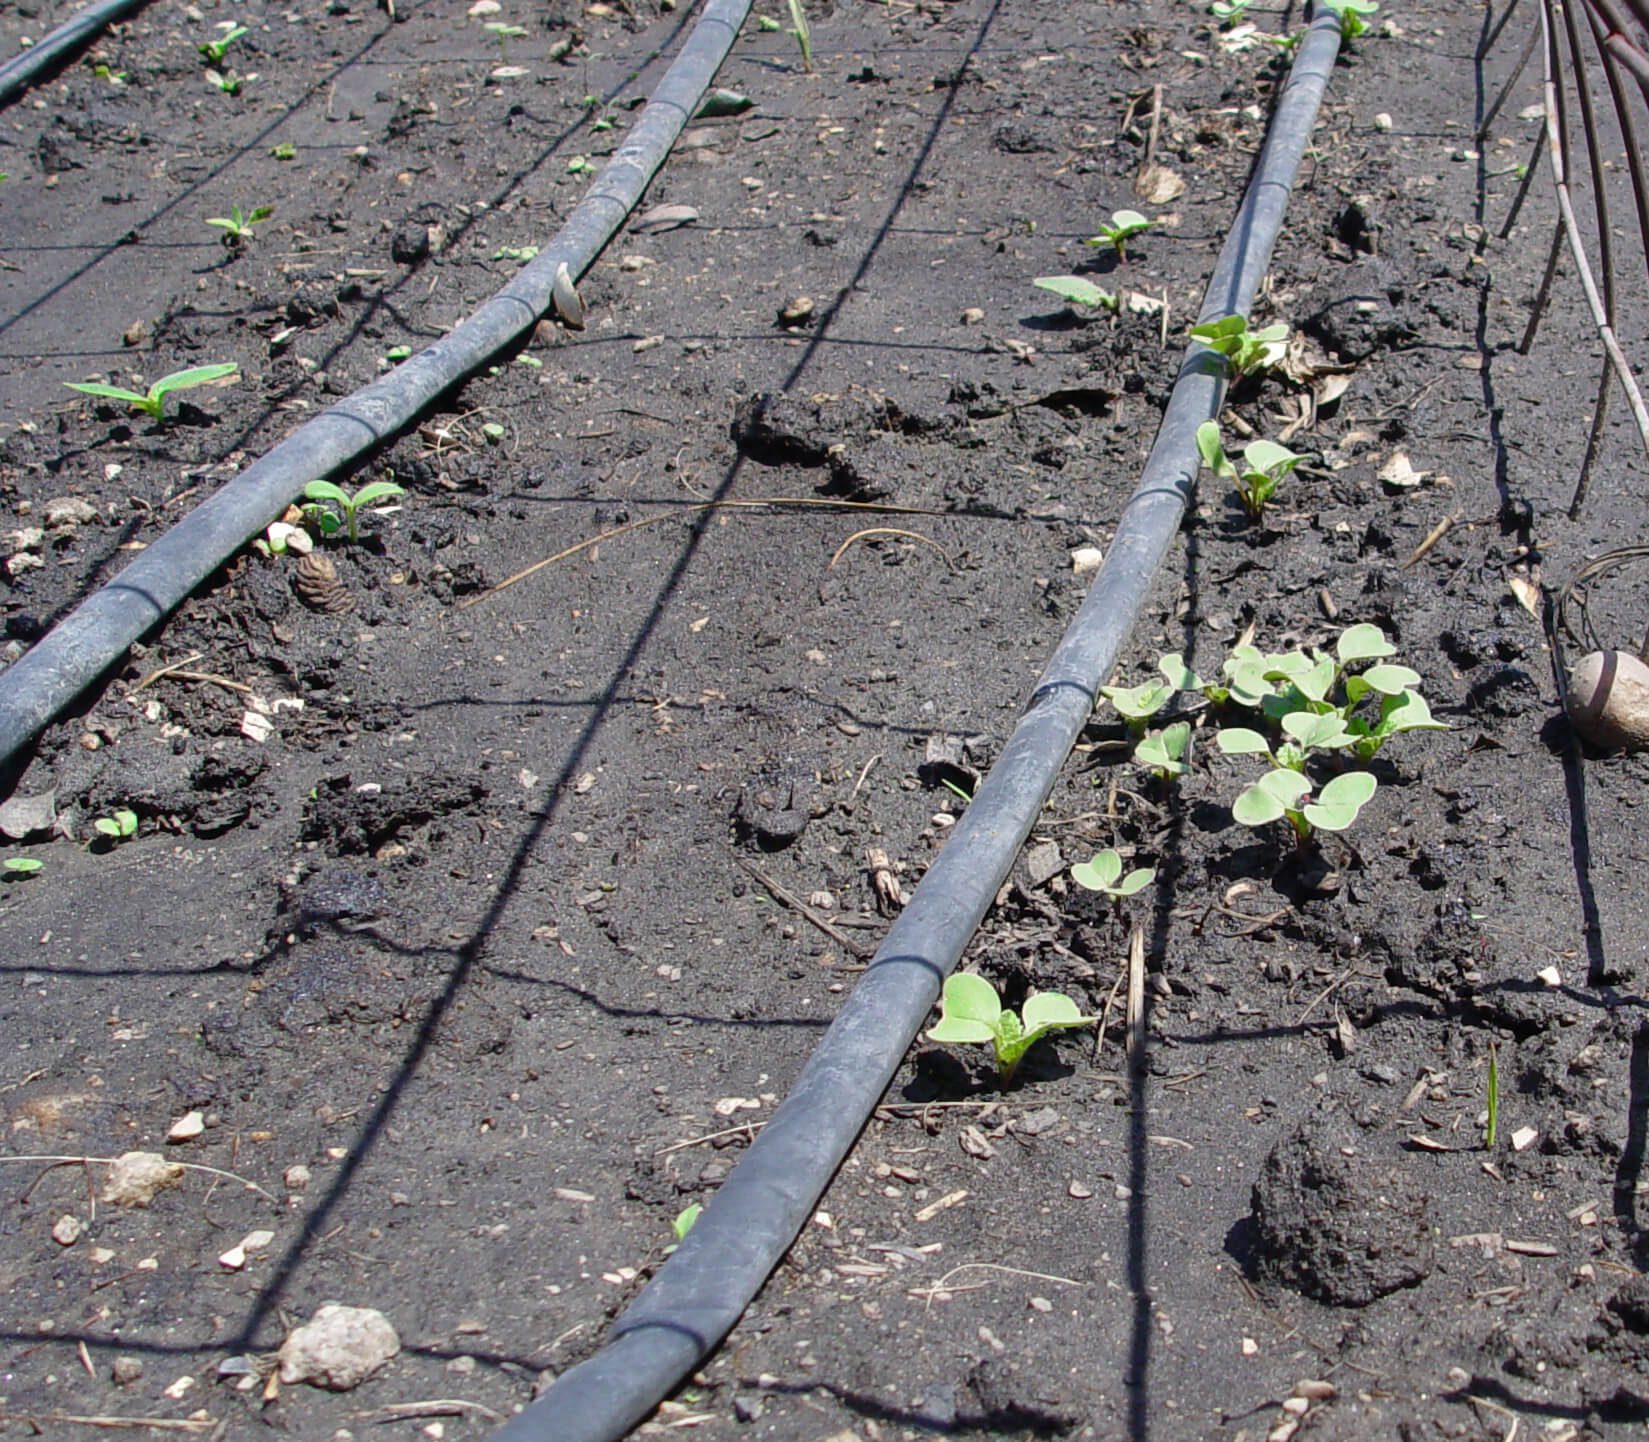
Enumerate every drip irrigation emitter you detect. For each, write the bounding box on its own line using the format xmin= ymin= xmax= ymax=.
xmin=491 ymin=9 xmax=1346 ymax=1442
xmin=0 ymin=0 xmax=153 ymax=109
xmin=0 ymin=0 xmax=754 ymax=770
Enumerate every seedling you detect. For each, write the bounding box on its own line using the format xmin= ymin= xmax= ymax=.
xmin=1099 ymin=677 xmax=1171 ymax=733
xmin=1323 ymin=0 xmax=1378 ymax=38
xmin=64 ymin=362 xmax=239 ymax=421
xmin=302 ymin=478 xmax=406 ymax=543
xmin=1210 ymin=0 xmax=1253 ymax=21
xmin=3 ymin=857 xmax=43 ymax=878
xmin=1135 ymin=720 xmax=1191 ymax=779
xmin=205 ymin=68 xmax=243 ymax=95
xmin=198 ymin=24 xmax=247 ymax=63
xmin=270 ymin=142 xmax=296 ymax=160
xmin=205 ymin=204 xmax=273 ymax=244
xmin=566 ymin=155 xmax=591 ymax=174
xmin=939 ymin=777 xmax=973 ymax=806
xmin=1033 ymin=275 xmax=1120 ymax=313
xmin=1085 ymin=209 xmax=1155 ymax=262
xmin=1070 ymin=848 xmax=1155 ymax=899
xmin=671 ymin=1203 xmax=701 ymax=1242
xmin=93 ymin=808 xmax=138 ymax=842
xmin=1232 ymin=768 xmax=1376 ymax=840
xmin=1195 ymin=421 xmax=1303 ymax=520
xmin=1189 ymin=314 xmax=1289 ymax=382
xmin=757 ymin=14 xmax=781 ymax=29
xmin=785 ymin=0 xmax=812 ymax=71
xmin=1223 ymin=625 xmax=1447 ymax=761
xmin=1484 ymin=1041 xmax=1499 ymax=1149
xmin=484 ymin=22 xmax=527 ymax=62
xmin=926 ymin=972 xmax=1097 ymax=1084
xmin=91 ymin=62 xmax=127 ymax=83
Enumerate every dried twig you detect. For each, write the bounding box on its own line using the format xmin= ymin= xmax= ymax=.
xmin=0 ymin=1414 xmax=217 ymax=1433
xmin=827 ymin=527 xmax=954 ymax=572
xmin=459 ymin=497 xmax=949 ymax=609
xmin=364 ymin=1398 xmax=507 ymax=1424
xmin=730 ymin=854 xmax=878 ymax=960
xmin=0 ymin=1154 xmax=278 ymax=1205
xmin=1400 ymin=510 xmax=1462 ymax=569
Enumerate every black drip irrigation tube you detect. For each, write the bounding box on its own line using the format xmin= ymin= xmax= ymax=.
xmin=0 ymin=0 xmax=753 ymax=770
xmin=0 ymin=0 xmax=153 ymax=108
xmin=497 ymin=11 xmax=1346 ymax=1442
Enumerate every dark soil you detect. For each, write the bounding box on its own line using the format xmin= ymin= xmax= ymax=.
xmin=2 ymin=0 xmax=1648 ymax=1437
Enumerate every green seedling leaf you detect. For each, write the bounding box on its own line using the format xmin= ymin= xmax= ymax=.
xmin=270 ymin=142 xmax=296 ymax=160
xmin=1100 ymin=679 xmax=1171 ymax=722
xmin=696 ymin=88 xmax=753 ymax=118
xmin=1135 ymin=720 xmax=1191 ymax=777
xmin=1323 ymin=0 xmax=1378 ymax=38
xmin=1217 ymin=727 xmax=1272 ymax=756
xmin=1281 ymin=710 xmax=1353 ymax=750
xmin=95 ymin=808 xmax=138 ymax=840
xmin=757 ymin=14 xmax=781 ymax=28
xmin=1233 ymin=768 xmax=1312 ymax=828
xmin=1485 ymin=1042 xmax=1498 ymax=1150
xmin=351 ymin=480 xmax=405 ymax=509
xmin=1033 ymin=276 xmax=1120 ymax=312
xmin=302 ymin=477 xmax=405 ymax=543
xmin=199 ymin=24 xmax=247 ymax=62
xmin=1071 ymin=848 xmax=1155 ymax=897
xmin=1157 ymin=653 xmax=1205 ymax=693
xmin=385 ymin=345 xmax=412 ymax=362
xmin=1292 ymin=656 xmax=1337 ymax=705
xmin=1302 ymin=770 xmax=1377 ymax=832
xmin=927 ymin=971 xmax=1001 ymax=1044
xmin=672 ymin=1203 xmax=701 ymax=1241
xmin=927 ymin=973 xmax=1095 ymax=1083
xmin=786 ymin=0 xmax=812 ymax=71
xmin=3 ymin=857 xmax=42 ymax=876
xmin=1336 ymin=623 xmax=1395 ymax=664
xmin=1085 ymin=209 xmax=1155 ymax=261
xmin=65 ymin=363 xmax=237 ymax=420
xmin=1211 ymin=0 xmax=1252 ymax=19
xmin=1357 ymin=662 xmax=1421 ymax=696
xmin=1195 ymin=420 xmax=1235 ymax=480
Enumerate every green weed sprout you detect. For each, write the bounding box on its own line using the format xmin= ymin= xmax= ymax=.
xmin=270 ymin=142 xmax=296 ymax=160
xmin=1085 ymin=209 xmax=1155 ymax=263
xmin=926 ymin=972 xmax=1097 ymax=1084
xmin=757 ymin=14 xmax=781 ymax=29
xmin=205 ymin=68 xmax=242 ymax=95
xmin=785 ymin=0 xmax=812 ymax=71
xmin=483 ymin=22 xmax=527 ymax=62
xmin=1135 ymin=720 xmax=1191 ymax=780
xmin=64 ymin=362 xmax=239 ymax=421
xmin=1230 ymin=624 xmax=1447 ymax=762
xmin=1233 ymin=768 xmax=1376 ymax=840
xmin=1100 ymin=677 xmax=1172 ymax=733
xmin=302 ymin=478 xmax=406 ymax=543
xmin=1485 ymin=1041 xmax=1499 ymax=1149
xmin=1071 ymin=848 xmax=1155 ymax=899
xmin=1033 ymin=276 xmax=1120 ymax=313
xmin=1323 ymin=0 xmax=1378 ymax=38
xmin=94 ymin=808 xmax=138 ymax=842
xmin=206 ymin=204 xmax=273 ymax=244
xmin=199 ymin=24 xmax=247 ymax=63
xmin=1210 ymin=0 xmax=1253 ymax=21
xmin=1195 ymin=421 xmax=1302 ymax=520
xmin=3 ymin=857 xmax=43 ymax=878
xmin=672 ymin=1203 xmax=701 ymax=1242
xmin=1189 ymin=314 xmax=1289 ymax=382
